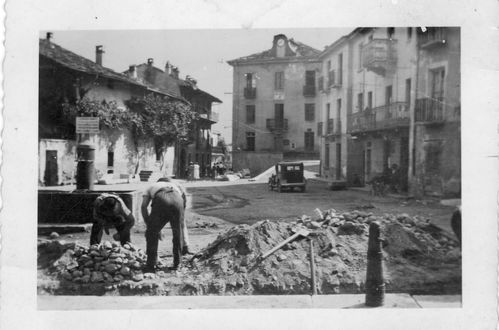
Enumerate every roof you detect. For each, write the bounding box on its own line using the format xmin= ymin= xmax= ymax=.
xmin=125 ymin=63 xmax=221 ymax=104
xmin=39 ymin=39 xmax=149 ymax=89
xmin=227 ymin=37 xmax=321 ymax=65
xmin=126 ymin=63 xmax=184 ymax=100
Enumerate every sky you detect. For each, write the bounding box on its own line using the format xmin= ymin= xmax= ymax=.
xmin=40 ymin=28 xmax=352 ymax=142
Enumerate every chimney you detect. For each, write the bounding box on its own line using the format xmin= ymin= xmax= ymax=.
xmin=96 ymin=45 xmax=104 ymax=66
xmin=172 ymin=66 xmax=179 ymax=78
xmin=128 ymin=65 xmax=137 ymax=79
xmin=165 ymin=61 xmax=171 ymax=75
xmin=147 ymin=58 xmax=154 ymax=66
xmin=46 ymin=32 xmax=53 ymax=41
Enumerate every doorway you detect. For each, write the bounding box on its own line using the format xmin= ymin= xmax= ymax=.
xmin=44 ymin=150 xmax=58 ymax=186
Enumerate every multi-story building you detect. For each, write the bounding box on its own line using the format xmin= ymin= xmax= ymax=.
xmin=317 ymin=27 xmax=460 ymax=197
xmin=228 ymin=34 xmax=322 ymax=175
xmin=124 ymin=60 xmax=221 ymax=179
xmin=317 ymin=36 xmax=350 ymax=182
xmin=413 ymin=27 xmax=461 ymax=196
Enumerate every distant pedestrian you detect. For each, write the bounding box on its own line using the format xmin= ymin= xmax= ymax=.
xmin=193 ymin=162 xmax=200 ymax=180
xmin=91 ymin=193 xmax=135 ymax=246
xmin=188 ymin=162 xmax=194 ymax=181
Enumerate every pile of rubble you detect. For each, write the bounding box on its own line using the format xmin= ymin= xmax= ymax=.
xmin=38 ymin=208 xmax=461 ymax=296
xmin=42 ymin=240 xmax=153 ymax=284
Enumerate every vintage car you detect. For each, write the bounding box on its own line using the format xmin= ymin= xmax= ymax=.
xmin=268 ymin=162 xmax=306 ymax=192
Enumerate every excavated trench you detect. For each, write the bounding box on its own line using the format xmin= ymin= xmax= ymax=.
xmin=38 ymin=209 xmax=461 ymax=296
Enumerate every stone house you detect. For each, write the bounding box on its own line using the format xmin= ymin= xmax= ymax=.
xmin=39 ymin=34 xmax=181 ymax=186
xmin=123 ymin=60 xmax=222 ymax=179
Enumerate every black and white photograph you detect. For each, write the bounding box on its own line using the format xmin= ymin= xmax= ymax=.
xmin=1 ymin=1 xmax=498 ymax=329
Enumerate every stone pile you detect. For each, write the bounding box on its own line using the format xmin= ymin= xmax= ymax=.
xmin=296 ymin=208 xmax=459 ymax=256
xmin=54 ymin=241 xmax=151 ymax=284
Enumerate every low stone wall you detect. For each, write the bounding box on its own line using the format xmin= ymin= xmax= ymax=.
xmin=232 ymin=151 xmax=283 ymax=176
xmin=38 ymin=190 xmax=142 ymax=224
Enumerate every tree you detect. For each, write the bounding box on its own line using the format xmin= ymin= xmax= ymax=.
xmin=126 ymin=94 xmax=197 ymax=173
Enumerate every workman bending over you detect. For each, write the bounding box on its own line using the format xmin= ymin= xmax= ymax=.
xmin=141 ymin=178 xmax=190 ymax=272
xmin=91 ymin=193 xmax=135 ymax=246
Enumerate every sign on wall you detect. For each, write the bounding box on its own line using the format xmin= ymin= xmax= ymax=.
xmin=76 ymin=117 xmax=100 ymax=134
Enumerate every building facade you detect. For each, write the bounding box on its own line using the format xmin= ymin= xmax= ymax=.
xmin=123 ymin=60 xmax=222 ymax=179
xmin=39 ymin=35 xmax=176 ymax=186
xmin=228 ymin=34 xmax=322 ymax=175
xmin=317 ymin=27 xmax=460 ymax=197
xmin=413 ymin=27 xmax=461 ymax=196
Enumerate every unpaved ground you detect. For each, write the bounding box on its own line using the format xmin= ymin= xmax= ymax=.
xmin=38 ymin=180 xmax=460 ymax=296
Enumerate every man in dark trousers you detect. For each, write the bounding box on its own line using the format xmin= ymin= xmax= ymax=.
xmin=91 ymin=193 xmax=135 ymax=246
xmin=141 ymin=178 xmax=187 ymax=272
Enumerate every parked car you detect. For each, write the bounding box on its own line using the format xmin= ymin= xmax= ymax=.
xmin=268 ymin=162 xmax=306 ymax=192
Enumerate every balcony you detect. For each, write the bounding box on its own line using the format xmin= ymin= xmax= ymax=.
xmin=244 ymin=87 xmax=256 ymax=99
xmin=348 ymin=102 xmax=409 ymax=133
xmin=361 ymin=39 xmax=397 ymax=76
xmin=266 ymin=118 xmax=288 ymax=132
xmin=418 ymin=28 xmax=447 ymax=50
xmin=415 ymin=97 xmax=445 ymax=123
xmin=199 ymin=111 xmax=219 ymax=123
xmin=303 ymin=84 xmax=316 ymax=97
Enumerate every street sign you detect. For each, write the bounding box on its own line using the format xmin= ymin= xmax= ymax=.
xmin=76 ymin=117 xmax=99 ymax=134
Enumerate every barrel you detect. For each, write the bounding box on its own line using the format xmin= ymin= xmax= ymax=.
xmin=76 ymin=144 xmax=95 ymax=190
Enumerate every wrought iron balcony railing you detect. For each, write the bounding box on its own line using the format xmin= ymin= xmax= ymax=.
xmin=266 ymin=118 xmax=288 ymax=132
xmin=244 ymin=87 xmax=256 ymax=99
xmin=361 ymin=39 xmax=397 ymax=75
xmin=415 ymin=97 xmax=445 ymax=123
xmin=348 ymin=102 xmax=409 ymax=133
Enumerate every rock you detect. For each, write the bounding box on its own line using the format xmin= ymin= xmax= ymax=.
xmin=71 ymin=270 xmax=83 ymax=278
xmin=277 ymin=254 xmax=287 ymax=261
xmin=309 ymin=221 xmax=322 ymax=229
xmin=49 ymin=232 xmax=60 ymax=239
xmin=73 ymin=277 xmax=83 ymax=283
xmin=337 ymin=222 xmax=365 ymax=235
xmin=144 ymin=273 xmax=156 ymax=280
xmin=132 ymin=273 xmax=144 ymax=282
xmin=103 ymin=272 xmax=114 ymax=282
xmin=83 ymin=268 xmax=92 ymax=276
xmin=89 ymin=250 xmax=101 ymax=257
xmin=113 ymin=275 xmax=123 ymax=282
xmin=61 ymin=271 xmax=73 ymax=281
xmin=104 ymin=264 xmax=119 ymax=274
xmin=53 ymin=250 xmax=77 ymax=270
xmin=81 ymin=275 xmax=91 ymax=283
xmin=120 ymin=266 xmax=131 ymax=276
xmin=112 ymin=242 xmax=120 ymax=248
xmin=103 ymin=241 xmax=113 ymax=249
xmin=90 ymin=271 xmax=104 ymax=283
xmin=129 ymin=261 xmax=142 ymax=269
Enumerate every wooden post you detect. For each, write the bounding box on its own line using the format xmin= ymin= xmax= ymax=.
xmin=310 ymin=238 xmax=317 ymax=295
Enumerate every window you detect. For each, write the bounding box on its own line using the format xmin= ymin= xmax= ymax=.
xmin=367 ymin=91 xmax=373 ymax=109
xmin=305 ymin=103 xmax=315 ymax=121
xmin=336 ymin=99 xmax=342 ymax=118
xmin=107 ymin=151 xmax=114 ymax=167
xmin=405 ymin=78 xmax=411 ymax=107
xmin=338 ymin=53 xmax=343 ymax=84
xmin=357 ymin=93 xmax=364 ymax=111
xmin=246 ymin=105 xmax=255 ymax=124
xmin=275 ymin=71 xmax=284 ymax=90
xmin=385 ymin=85 xmax=393 ymax=105
xmin=324 ymin=143 xmax=330 ymax=168
xmin=305 ymin=70 xmax=315 ymax=87
xmin=407 ymin=27 xmax=413 ymax=40
xmin=305 ymin=131 xmax=314 ymax=150
xmin=387 ymin=27 xmax=395 ymax=39
xmin=326 ymin=103 xmax=331 ymax=119
xmin=246 ymin=132 xmax=255 ymax=151
xmin=431 ymin=68 xmax=445 ymax=100
xmin=327 ymin=60 xmax=332 ymax=71
xmin=245 ymin=73 xmax=256 ymax=88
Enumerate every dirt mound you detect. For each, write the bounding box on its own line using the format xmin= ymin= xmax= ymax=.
xmin=39 ymin=209 xmax=461 ymax=296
